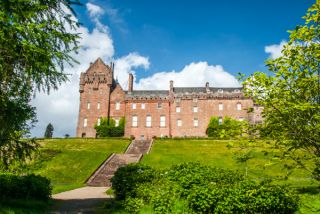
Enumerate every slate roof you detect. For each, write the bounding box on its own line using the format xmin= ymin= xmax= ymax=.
xmin=126 ymin=90 xmax=168 ymax=98
xmin=173 ymin=87 xmax=242 ymax=94
xmin=125 ymin=87 xmax=243 ymax=99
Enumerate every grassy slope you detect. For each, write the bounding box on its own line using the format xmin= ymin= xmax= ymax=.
xmin=29 ymin=138 xmax=130 ymax=194
xmin=141 ymin=139 xmax=320 ymax=213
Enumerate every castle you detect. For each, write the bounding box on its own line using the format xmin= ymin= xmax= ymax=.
xmin=76 ymin=58 xmax=263 ymax=139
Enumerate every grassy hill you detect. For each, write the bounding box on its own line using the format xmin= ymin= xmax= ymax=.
xmin=26 ymin=138 xmax=130 ymax=193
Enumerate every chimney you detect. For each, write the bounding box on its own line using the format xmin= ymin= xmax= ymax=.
xmin=206 ymin=82 xmax=210 ymax=93
xmin=128 ymin=73 xmax=134 ymax=93
xmin=169 ymin=80 xmax=174 ymax=97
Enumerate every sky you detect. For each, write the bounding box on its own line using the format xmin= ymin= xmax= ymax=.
xmin=31 ymin=0 xmax=313 ymax=137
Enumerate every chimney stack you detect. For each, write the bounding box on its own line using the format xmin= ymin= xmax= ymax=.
xmin=205 ymin=82 xmax=210 ymax=93
xmin=128 ymin=73 xmax=134 ymax=93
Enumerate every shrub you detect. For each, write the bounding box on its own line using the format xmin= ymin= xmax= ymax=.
xmin=111 ymin=163 xmax=299 ymax=213
xmin=166 ymin=162 xmax=244 ymax=196
xmin=188 ymin=180 xmax=299 ymax=214
xmin=206 ymin=116 xmax=247 ymax=138
xmin=95 ymin=117 xmax=125 ymax=137
xmin=124 ymin=197 xmax=144 ymax=214
xmin=111 ymin=164 xmax=158 ymax=200
xmin=0 ymin=173 xmax=51 ymax=201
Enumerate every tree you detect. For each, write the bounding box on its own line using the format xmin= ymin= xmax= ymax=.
xmin=95 ymin=117 xmax=125 ymax=137
xmin=44 ymin=123 xmax=54 ymax=138
xmin=0 ymin=0 xmax=80 ymax=168
xmin=243 ymin=1 xmax=320 ymax=179
xmin=206 ymin=116 xmax=246 ymax=138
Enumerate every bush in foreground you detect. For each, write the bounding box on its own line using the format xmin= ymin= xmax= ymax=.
xmin=111 ymin=162 xmax=299 ymax=213
xmin=0 ymin=173 xmax=51 ymax=201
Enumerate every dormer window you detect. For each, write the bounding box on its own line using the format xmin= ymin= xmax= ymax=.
xmin=218 ymin=89 xmax=223 ymax=93
xmin=234 ymin=89 xmax=240 ymax=93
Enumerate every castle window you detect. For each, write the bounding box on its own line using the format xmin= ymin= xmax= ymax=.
xmin=194 ymin=118 xmax=199 ymax=127
xmin=219 ymin=103 xmax=223 ymax=111
xmin=83 ymin=118 xmax=87 ymax=127
xmin=218 ymin=117 xmax=223 ymax=125
xmin=177 ymin=119 xmax=182 ymax=127
xmin=115 ymin=119 xmax=119 ymax=127
xmin=157 ymin=102 xmax=162 ymax=109
xmin=193 ymin=98 xmax=198 ymax=102
xmin=141 ymin=103 xmax=145 ymax=109
xmin=97 ymin=117 xmax=101 ymax=126
xmin=146 ymin=116 xmax=152 ymax=127
xmin=116 ymin=102 xmax=120 ymax=110
xmin=176 ymin=106 xmax=181 ymax=113
xmin=87 ymin=102 xmax=90 ymax=109
xmin=175 ymin=98 xmax=181 ymax=103
xmin=97 ymin=102 xmax=100 ymax=110
xmin=160 ymin=116 xmax=166 ymax=127
xmin=132 ymin=103 xmax=136 ymax=109
xmin=193 ymin=106 xmax=198 ymax=113
xmin=132 ymin=116 xmax=138 ymax=127
xmin=237 ymin=103 xmax=242 ymax=111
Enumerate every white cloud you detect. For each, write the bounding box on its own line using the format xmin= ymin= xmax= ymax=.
xmin=265 ymin=40 xmax=287 ymax=59
xmin=86 ymin=2 xmax=109 ymax=33
xmin=115 ymin=53 xmax=150 ymax=89
xmin=86 ymin=2 xmax=104 ymax=18
xmin=135 ymin=62 xmax=240 ymax=90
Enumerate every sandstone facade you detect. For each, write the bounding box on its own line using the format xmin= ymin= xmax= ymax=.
xmin=76 ymin=58 xmax=263 ymax=139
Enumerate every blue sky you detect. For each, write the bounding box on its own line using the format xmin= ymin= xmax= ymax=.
xmin=75 ymin=0 xmax=310 ymax=79
xmin=31 ymin=0 xmax=314 ymax=137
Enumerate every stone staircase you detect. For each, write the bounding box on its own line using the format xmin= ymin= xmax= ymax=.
xmin=86 ymin=139 xmax=153 ymax=187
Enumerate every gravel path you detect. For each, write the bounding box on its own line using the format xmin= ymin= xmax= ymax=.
xmin=50 ymin=187 xmax=111 ymax=214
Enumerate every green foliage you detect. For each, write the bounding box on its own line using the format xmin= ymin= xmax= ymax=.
xmin=44 ymin=123 xmax=54 ymax=138
xmin=206 ymin=116 xmax=247 ymax=138
xmin=206 ymin=117 xmax=220 ymax=137
xmin=243 ymin=1 xmax=320 ymax=179
xmin=0 ymin=0 xmax=80 ymax=167
xmin=124 ymin=197 xmax=144 ymax=214
xmin=95 ymin=117 xmax=125 ymax=137
xmin=111 ymin=164 xmax=158 ymax=200
xmin=111 ymin=162 xmax=299 ymax=213
xmin=188 ymin=180 xmax=299 ymax=213
xmin=0 ymin=173 xmax=51 ymax=201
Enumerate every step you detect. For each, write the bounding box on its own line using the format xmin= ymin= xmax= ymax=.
xmin=125 ymin=140 xmax=153 ymax=154
xmin=86 ymin=153 xmax=142 ymax=187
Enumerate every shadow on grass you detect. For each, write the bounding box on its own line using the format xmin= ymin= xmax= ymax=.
xmin=0 ymin=199 xmax=51 ymax=214
xmin=296 ymin=186 xmax=320 ymax=195
xmin=50 ymin=198 xmax=108 ymax=213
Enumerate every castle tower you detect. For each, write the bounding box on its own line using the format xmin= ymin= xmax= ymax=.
xmin=76 ymin=58 xmax=114 ymax=137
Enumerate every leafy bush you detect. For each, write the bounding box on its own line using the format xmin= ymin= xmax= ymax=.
xmin=188 ymin=180 xmax=299 ymax=214
xmin=95 ymin=117 xmax=125 ymax=137
xmin=111 ymin=162 xmax=299 ymax=213
xmin=0 ymin=173 xmax=51 ymax=201
xmin=166 ymin=162 xmax=244 ymax=195
xmin=111 ymin=164 xmax=158 ymax=200
xmin=206 ymin=116 xmax=247 ymax=138
xmin=124 ymin=197 xmax=144 ymax=213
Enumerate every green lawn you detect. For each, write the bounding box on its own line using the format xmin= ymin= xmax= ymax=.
xmin=27 ymin=138 xmax=130 ymax=194
xmin=141 ymin=139 xmax=320 ymax=214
